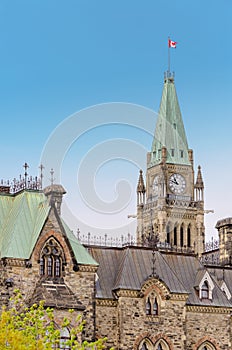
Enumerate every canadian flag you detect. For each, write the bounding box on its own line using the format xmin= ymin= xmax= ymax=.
xmin=168 ymin=39 xmax=177 ymax=48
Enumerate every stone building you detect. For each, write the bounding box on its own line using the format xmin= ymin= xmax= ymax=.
xmin=1 ymin=72 xmax=232 ymax=350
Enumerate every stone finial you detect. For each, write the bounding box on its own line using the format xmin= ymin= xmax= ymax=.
xmin=195 ymin=165 xmax=204 ymax=188
xmin=137 ymin=170 xmax=146 ymax=193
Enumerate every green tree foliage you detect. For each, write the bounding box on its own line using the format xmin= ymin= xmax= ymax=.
xmin=0 ymin=290 xmax=107 ymax=350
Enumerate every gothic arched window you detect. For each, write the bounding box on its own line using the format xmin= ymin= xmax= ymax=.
xmin=174 ymin=226 xmax=177 ymax=246
xmin=198 ymin=342 xmax=216 ymax=350
xmin=166 ymin=225 xmax=170 ymax=245
xmin=146 ymin=298 xmax=151 ymax=315
xmin=180 ymin=225 xmax=184 ymax=247
xmin=40 ymin=238 xmax=64 ymax=278
xmin=153 ymin=297 xmax=158 ymax=315
xmin=145 ymin=293 xmax=160 ymax=316
xmin=187 ymin=224 xmax=191 ymax=247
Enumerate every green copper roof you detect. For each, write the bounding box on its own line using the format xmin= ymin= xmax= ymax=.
xmin=62 ymin=219 xmax=98 ymax=266
xmin=0 ymin=190 xmax=98 ymax=266
xmin=149 ymin=74 xmax=190 ymax=166
xmin=0 ymin=191 xmax=50 ymax=259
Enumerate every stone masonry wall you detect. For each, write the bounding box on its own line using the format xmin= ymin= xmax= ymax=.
xmin=95 ymin=302 xmax=118 ymax=349
xmin=186 ymin=309 xmax=231 ymax=350
xmin=95 ymin=293 xmax=187 ymax=350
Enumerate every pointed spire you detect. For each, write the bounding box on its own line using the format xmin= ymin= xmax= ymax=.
xmin=195 ymin=165 xmax=204 ymax=188
xmin=149 ymin=73 xmax=190 ymax=167
xmin=137 ymin=170 xmax=146 ymax=193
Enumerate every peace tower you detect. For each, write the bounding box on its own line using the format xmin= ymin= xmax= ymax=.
xmin=136 ymin=72 xmax=205 ymax=255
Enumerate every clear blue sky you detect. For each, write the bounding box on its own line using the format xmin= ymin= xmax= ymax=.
xmin=0 ymin=1 xmax=231 ymax=240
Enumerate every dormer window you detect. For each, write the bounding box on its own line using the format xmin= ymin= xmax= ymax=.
xmin=201 ymin=281 xmax=209 ymax=299
xmin=198 ymin=272 xmax=214 ymax=300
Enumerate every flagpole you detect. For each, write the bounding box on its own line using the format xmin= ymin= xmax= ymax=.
xmin=168 ymin=36 xmax=170 ymax=74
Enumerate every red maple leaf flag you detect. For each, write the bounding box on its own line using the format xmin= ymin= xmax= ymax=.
xmin=168 ymin=39 xmax=177 ymax=48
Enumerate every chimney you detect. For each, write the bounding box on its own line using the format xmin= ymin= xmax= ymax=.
xmin=43 ymin=184 xmax=66 ymax=216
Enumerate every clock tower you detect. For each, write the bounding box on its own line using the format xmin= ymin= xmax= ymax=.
xmin=137 ymin=72 xmax=205 ymax=255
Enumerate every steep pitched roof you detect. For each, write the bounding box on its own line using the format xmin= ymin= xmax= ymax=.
xmin=149 ymin=74 xmax=190 ymax=166
xmin=0 ymin=190 xmax=97 ymax=266
xmin=89 ymin=246 xmax=187 ymax=299
xmin=0 ymin=191 xmax=49 ymax=259
xmin=89 ymin=246 xmax=232 ymax=308
xmin=162 ymin=253 xmax=232 ymax=307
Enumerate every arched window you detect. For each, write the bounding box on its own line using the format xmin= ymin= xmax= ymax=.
xmin=145 ymin=293 xmax=159 ymax=316
xmin=174 ymin=226 xmax=177 ymax=246
xmin=146 ymin=298 xmax=151 ymax=315
xmin=40 ymin=238 xmax=64 ymax=278
xmin=201 ymin=281 xmax=209 ymax=299
xmin=153 ymin=298 xmax=158 ymax=315
xmin=187 ymin=225 xmax=191 ymax=247
xmin=180 ymin=225 xmax=184 ymax=247
xmin=155 ymin=339 xmax=170 ymax=350
xmin=198 ymin=342 xmax=216 ymax=350
xmin=141 ymin=343 xmax=149 ymax=350
xmin=166 ymin=225 xmax=170 ymax=244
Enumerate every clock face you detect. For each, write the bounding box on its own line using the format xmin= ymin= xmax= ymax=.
xmin=153 ymin=175 xmax=159 ymax=195
xmin=169 ymin=173 xmax=186 ymax=194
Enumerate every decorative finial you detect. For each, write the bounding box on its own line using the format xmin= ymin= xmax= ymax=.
xmin=50 ymin=168 xmax=55 ymax=186
xmin=39 ymin=164 xmax=44 ymax=189
xmin=23 ymin=162 xmax=29 ymax=188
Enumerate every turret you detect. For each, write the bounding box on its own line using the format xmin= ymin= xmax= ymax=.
xmin=137 ymin=170 xmax=146 ymax=206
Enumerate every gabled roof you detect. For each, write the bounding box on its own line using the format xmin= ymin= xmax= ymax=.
xmin=162 ymin=254 xmax=232 ymax=307
xmin=0 ymin=190 xmax=50 ymax=259
xmin=0 ymin=190 xmax=97 ymax=266
xmin=149 ymin=75 xmax=190 ymax=166
xmin=89 ymin=246 xmax=187 ymax=299
xmin=88 ymin=246 xmax=232 ymax=308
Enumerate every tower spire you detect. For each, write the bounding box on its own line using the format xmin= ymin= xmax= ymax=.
xmin=149 ymin=75 xmax=190 ymax=167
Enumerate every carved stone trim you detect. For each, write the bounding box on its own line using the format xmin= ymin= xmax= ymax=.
xmin=141 ymin=277 xmax=170 ymax=299
xmin=78 ymin=265 xmax=98 ymax=273
xmin=96 ymin=298 xmax=117 ymax=307
xmin=186 ymin=305 xmax=232 ymax=313
xmin=1 ymin=258 xmax=26 ymax=267
xmin=169 ymin=293 xmax=188 ymax=301
xmin=115 ymin=289 xmax=140 ymax=298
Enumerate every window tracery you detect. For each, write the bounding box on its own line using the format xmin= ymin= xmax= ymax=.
xmin=39 ymin=238 xmax=64 ymax=278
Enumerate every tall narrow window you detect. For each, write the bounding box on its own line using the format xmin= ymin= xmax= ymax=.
xmin=47 ymin=257 xmax=53 ymax=276
xmin=153 ymin=298 xmax=158 ymax=315
xmin=174 ymin=226 xmax=177 ymax=246
xmin=146 ymin=298 xmax=151 ymax=315
xmin=187 ymin=225 xmax=191 ymax=247
xmin=55 ymin=257 xmax=61 ymax=277
xmin=40 ymin=257 xmax=45 ymax=275
xmin=166 ymin=225 xmax=170 ymax=244
xmin=180 ymin=225 xmax=184 ymax=247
